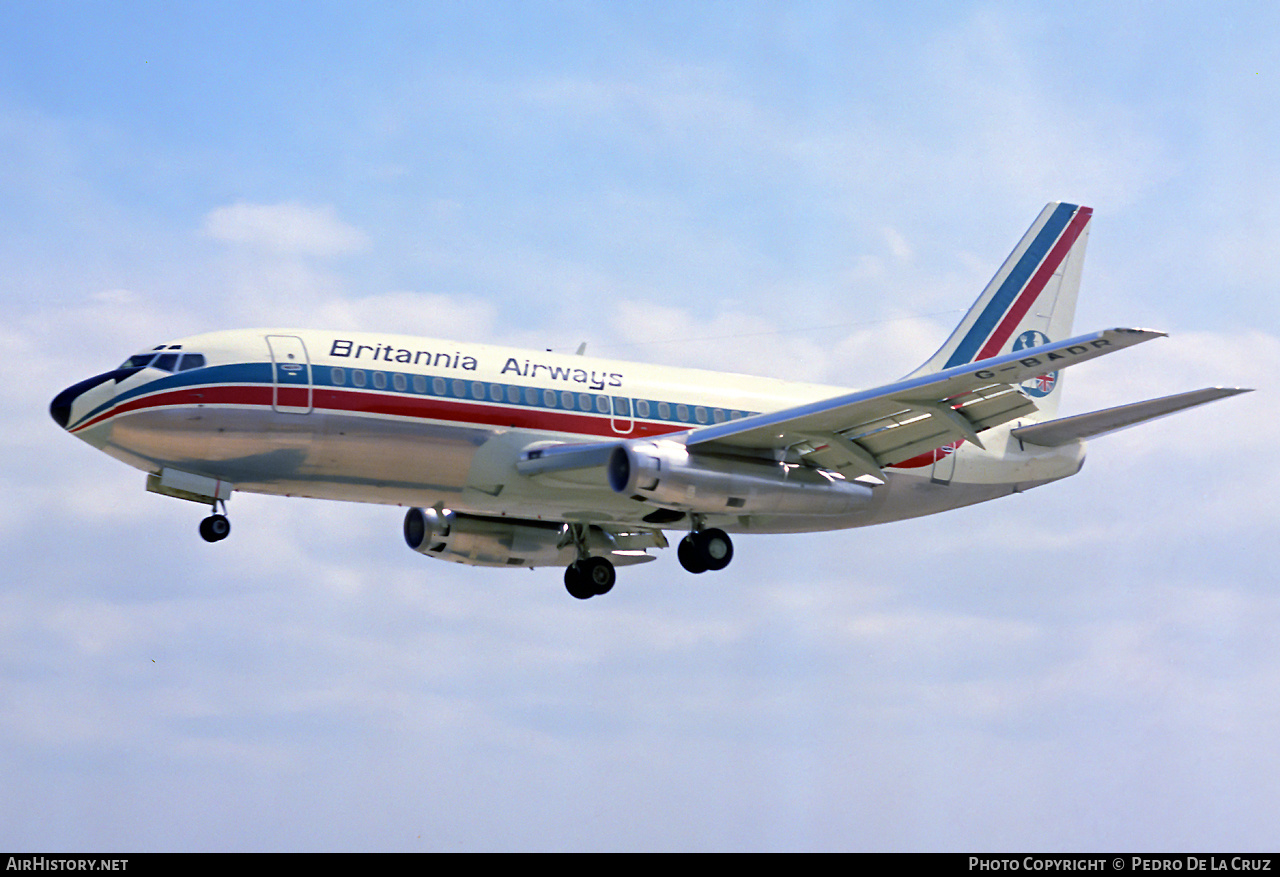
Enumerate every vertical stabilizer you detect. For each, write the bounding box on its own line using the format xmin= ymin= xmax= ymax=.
xmin=908 ymin=202 xmax=1092 ymax=418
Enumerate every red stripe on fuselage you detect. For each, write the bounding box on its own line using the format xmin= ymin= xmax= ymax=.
xmin=975 ymin=206 xmax=1092 ymax=361
xmin=71 ymin=382 xmax=688 ymax=441
xmin=70 ymin=385 xmax=275 ymax=433
xmin=311 ymin=386 xmax=682 ymax=437
xmin=890 ymin=440 xmax=964 ymax=469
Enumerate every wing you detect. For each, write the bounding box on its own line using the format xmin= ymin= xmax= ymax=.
xmin=683 ymin=327 xmax=1164 ymax=480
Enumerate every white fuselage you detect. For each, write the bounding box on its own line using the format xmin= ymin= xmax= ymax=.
xmin=60 ymin=328 xmax=1085 ymax=534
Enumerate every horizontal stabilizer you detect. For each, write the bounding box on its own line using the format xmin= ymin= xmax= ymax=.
xmin=1011 ymin=387 xmax=1252 ymax=447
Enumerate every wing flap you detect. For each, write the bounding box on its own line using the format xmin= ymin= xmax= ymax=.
xmin=944 ymin=385 xmax=1039 ymax=431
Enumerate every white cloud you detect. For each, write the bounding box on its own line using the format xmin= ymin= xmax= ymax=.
xmin=202 ymin=202 xmax=370 ymax=257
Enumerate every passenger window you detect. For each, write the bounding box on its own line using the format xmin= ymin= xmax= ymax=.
xmin=507 ymin=386 xmax=521 ymax=404
xmin=544 ymin=389 xmax=557 ymax=407
xmin=635 ymin=399 xmax=650 ymax=418
xmin=525 ymin=387 xmax=539 ymax=406
xmin=332 ymin=367 xmax=346 ymax=386
xmin=393 ymin=373 xmax=407 ymax=392
xmin=695 ymin=406 xmax=708 ymax=424
xmin=373 ymin=372 xmax=387 ymax=390
xmin=489 ymin=384 xmax=503 ymax=402
xmin=614 ymin=397 xmax=631 ymax=416
xmin=657 ymin=401 xmax=671 ymax=420
xmin=353 ymin=370 xmax=367 ymax=388
xmin=561 ymin=391 xmax=574 ymax=409
xmin=433 ymin=377 xmax=446 ymax=395
xmin=595 ymin=395 xmax=609 ymax=414
xmin=578 ymin=393 xmax=592 ymax=411
xmin=412 ymin=375 xmax=426 ymax=393
xmin=713 ymin=408 xmax=725 ymax=423
xmin=676 ymin=404 xmax=689 ymax=422
xmin=471 ymin=381 xmax=486 ymax=400
xmin=452 ymin=379 xmax=465 ymax=397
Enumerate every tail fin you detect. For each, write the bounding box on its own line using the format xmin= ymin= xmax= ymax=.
xmin=908 ymin=202 xmax=1092 ymax=418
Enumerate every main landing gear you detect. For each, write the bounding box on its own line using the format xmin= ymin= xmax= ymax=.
xmin=561 ymin=521 xmax=736 ymax=599
xmin=564 ymin=556 xmax=616 ymax=600
xmin=677 ymin=525 xmax=733 ymax=574
xmin=198 ymin=499 xmax=231 ymax=543
xmin=561 ymin=523 xmax=616 ymax=600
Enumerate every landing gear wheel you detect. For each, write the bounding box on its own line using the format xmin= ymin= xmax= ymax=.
xmin=678 ymin=534 xmax=708 ymax=574
xmin=564 ymin=557 xmax=616 ymax=599
xmin=199 ymin=514 xmax=231 ymax=543
xmin=699 ymin=528 xmax=734 ymax=571
xmin=678 ymin=529 xmax=733 ymax=574
xmin=582 ymin=556 xmax=616 ymax=595
xmin=564 ymin=562 xmax=594 ymax=600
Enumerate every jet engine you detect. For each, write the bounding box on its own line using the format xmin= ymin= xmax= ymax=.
xmin=403 ymin=507 xmax=661 ymax=568
xmin=607 ymin=439 xmax=873 ymax=515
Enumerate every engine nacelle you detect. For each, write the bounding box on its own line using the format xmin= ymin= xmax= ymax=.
xmin=607 ymin=440 xmax=873 ymax=515
xmin=404 ymin=507 xmax=661 ymax=568
xmin=404 ymin=507 xmax=563 ymax=567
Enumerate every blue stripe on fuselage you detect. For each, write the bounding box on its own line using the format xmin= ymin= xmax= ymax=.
xmin=70 ymin=360 xmax=757 ymax=432
xmin=71 ymin=363 xmax=273 ymax=428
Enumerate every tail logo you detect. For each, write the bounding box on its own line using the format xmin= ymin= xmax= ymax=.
xmin=1013 ymin=330 xmax=1058 ymax=397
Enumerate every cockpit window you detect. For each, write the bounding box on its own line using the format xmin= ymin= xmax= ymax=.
xmin=121 ymin=353 xmax=156 ymax=369
xmin=119 ymin=349 xmax=206 ymax=372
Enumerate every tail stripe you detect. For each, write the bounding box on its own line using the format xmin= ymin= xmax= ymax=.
xmin=975 ymin=205 xmax=1092 ymax=361
xmin=943 ymin=203 xmax=1087 ymax=368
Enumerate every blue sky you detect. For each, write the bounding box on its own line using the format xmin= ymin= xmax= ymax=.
xmin=2 ymin=2 xmax=1276 ymax=851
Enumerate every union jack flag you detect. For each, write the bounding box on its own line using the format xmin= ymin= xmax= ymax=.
xmin=1032 ymin=373 xmax=1057 ymax=393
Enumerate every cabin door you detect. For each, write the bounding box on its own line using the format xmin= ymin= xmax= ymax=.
xmin=266 ymin=335 xmax=313 ymax=414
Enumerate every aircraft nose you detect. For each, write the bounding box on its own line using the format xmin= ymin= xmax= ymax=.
xmin=49 ymin=371 xmax=122 ymax=429
xmin=49 ymin=385 xmax=79 ymax=428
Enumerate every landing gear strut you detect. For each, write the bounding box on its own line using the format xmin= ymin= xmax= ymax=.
xmin=199 ymin=499 xmax=231 ymax=543
xmin=561 ymin=523 xmax=616 ymax=600
xmin=677 ymin=525 xmax=733 ymax=574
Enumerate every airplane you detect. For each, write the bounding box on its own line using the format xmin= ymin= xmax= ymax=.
xmin=50 ymin=202 xmax=1249 ymax=599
